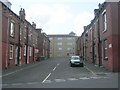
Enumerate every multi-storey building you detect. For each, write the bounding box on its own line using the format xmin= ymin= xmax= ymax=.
xmin=48 ymin=32 xmax=78 ymax=58
xmin=77 ymin=2 xmax=120 ymax=72
xmin=1 ymin=1 xmax=50 ymax=69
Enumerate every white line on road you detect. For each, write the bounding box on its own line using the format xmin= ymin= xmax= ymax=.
xmin=57 ymin=64 xmax=59 ymax=66
xmin=55 ymin=79 xmax=66 ymax=82
xmin=84 ymin=66 xmax=96 ymax=75
xmin=42 ymin=73 xmax=51 ymax=83
xmin=53 ymin=67 xmax=57 ymax=71
xmin=2 ymin=63 xmax=41 ymax=77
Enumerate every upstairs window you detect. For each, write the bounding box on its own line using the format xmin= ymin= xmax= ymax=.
xmin=10 ymin=21 xmax=15 ymax=37
xmin=57 ymin=37 xmax=62 ymax=40
xmin=57 ymin=42 xmax=62 ymax=45
xmin=103 ymin=10 xmax=107 ymax=32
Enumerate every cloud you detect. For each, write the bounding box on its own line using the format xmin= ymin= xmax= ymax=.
xmin=25 ymin=3 xmax=95 ymax=36
xmin=26 ymin=3 xmax=73 ymax=34
xmin=73 ymin=11 xmax=94 ymax=36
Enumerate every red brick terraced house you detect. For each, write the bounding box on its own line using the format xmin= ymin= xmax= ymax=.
xmin=39 ymin=32 xmax=50 ymax=59
xmin=1 ymin=1 xmax=50 ymax=69
xmin=1 ymin=2 xmax=20 ymax=68
xmin=77 ymin=2 xmax=120 ymax=72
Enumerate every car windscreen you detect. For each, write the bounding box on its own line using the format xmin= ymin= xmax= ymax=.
xmin=71 ymin=57 xmax=79 ymax=60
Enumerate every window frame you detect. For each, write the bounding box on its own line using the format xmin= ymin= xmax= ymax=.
xmin=104 ymin=39 xmax=108 ymax=59
xmin=24 ymin=45 xmax=26 ymax=56
xmin=10 ymin=20 xmax=15 ymax=38
xmin=9 ymin=44 xmax=14 ymax=59
xmin=102 ymin=10 xmax=107 ymax=32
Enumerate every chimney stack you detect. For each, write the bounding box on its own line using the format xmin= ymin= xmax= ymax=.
xmin=94 ymin=9 xmax=99 ymax=16
xmin=19 ymin=8 xmax=26 ymax=21
xmin=32 ymin=22 xmax=36 ymax=29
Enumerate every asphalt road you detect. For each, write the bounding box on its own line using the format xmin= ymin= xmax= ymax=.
xmin=2 ymin=58 xmax=118 ymax=88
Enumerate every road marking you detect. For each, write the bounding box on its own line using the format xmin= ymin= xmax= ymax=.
xmin=57 ymin=64 xmax=59 ymax=66
xmin=26 ymin=82 xmax=40 ymax=85
xmin=55 ymin=79 xmax=66 ymax=82
xmin=11 ymin=83 xmax=23 ymax=86
xmin=42 ymin=73 xmax=51 ymax=83
xmin=84 ymin=66 xmax=96 ymax=75
xmin=53 ymin=67 xmax=57 ymax=71
xmin=2 ymin=63 xmax=41 ymax=77
xmin=79 ymin=77 xmax=90 ymax=80
xmin=43 ymin=80 xmax=52 ymax=83
xmin=2 ymin=68 xmax=25 ymax=77
xmin=68 ymin=78 xmax=78 ymax=81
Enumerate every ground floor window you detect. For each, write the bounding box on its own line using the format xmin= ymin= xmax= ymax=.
xmin=9 ymin=44 xmax=14 ymax=59
xmin=104 ymin=39 xmax=108 ymax=59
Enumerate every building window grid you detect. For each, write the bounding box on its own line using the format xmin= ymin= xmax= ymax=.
xmin=58 ymin=47 xmax=62 ymax=51
xmin=9 ymin=44 xmax=14 ymax=59
xmin=57 ymin=38 xmax=62 ymax=40
xmin=67 ymin=37 xmax=72 ymax=40
xmin=57 ymin=42 xmax=62 ymax=45
xmin=67 ymin=43 xmax=72 ymax=45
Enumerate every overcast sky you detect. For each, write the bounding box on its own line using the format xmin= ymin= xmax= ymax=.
xmin=9 ymin=0 xmax=105 ymax=36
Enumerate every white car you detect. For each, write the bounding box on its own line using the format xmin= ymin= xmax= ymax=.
xmin=69 ymin=56 xmax=84 ymax=67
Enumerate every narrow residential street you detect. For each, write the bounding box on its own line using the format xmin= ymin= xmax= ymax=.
xmin=2 ymin=58 xmax=118 ymax=88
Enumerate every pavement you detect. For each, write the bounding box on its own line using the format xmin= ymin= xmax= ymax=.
xmin=2 ymin=60 xmax=45 ymax=77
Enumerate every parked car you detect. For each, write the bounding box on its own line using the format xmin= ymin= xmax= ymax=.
xmin=69 ymin=56 xmax=84 ymax=67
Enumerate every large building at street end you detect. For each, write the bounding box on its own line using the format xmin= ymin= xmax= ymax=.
xmin=0 ymin=1 xmax=50 ymax=69
xmin=48 ymin=32 xmax=78 ymax=58
xmin=77 ymin=2 xmax=120 ymax=72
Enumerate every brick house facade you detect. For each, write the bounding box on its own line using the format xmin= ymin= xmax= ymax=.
xmin=77 ymin=2 xmax=120 ymax=72
xmin=1 ymin=2 xmax=50 ymax=69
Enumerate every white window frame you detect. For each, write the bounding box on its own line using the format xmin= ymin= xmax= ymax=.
xmin=57 ymin=42 xmax=62 ymax=45
xmin=67 ymin=37 xmax=72 ymax=40
xmin=24 ymin=45 xmax=26 ymax=56
xmin=57 ymin=37 xmax=62 ymax=40
xmin=10 ymin=21 xmax=15 ymax=37
xmin=67 ymin=43 xmax=72 ymax=45
xmin=9 ymin=44 xmax=14 ymax=59
xmin=104 ymin=39 xmax=108 ymax=59
xmin=29 ymin=47 xmax=32 ymax=56
xmin=49 ymin=38 xmax=53 ymax=40
xmin=58 ymin=47 xmax=62 ymax=50
xmin=20 ymin=28 xmax=22 ymax=41
xmin=102 ymin=11 xmax=107 ymax=32
xmin=24 ymin=28 xmax=27 ymax=39
xmin=19 ymin=47 xmax=21 ymax=59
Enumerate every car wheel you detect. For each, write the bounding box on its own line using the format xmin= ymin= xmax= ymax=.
xmin=70 ymin=64 xmax=73 ymax=67
xmin=80 ymin=63 xmax=84 ymax=67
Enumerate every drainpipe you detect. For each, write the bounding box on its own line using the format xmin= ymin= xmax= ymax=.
xmin=97 ymin=19 xmax=101 ymax=66
xmin=5 ymin=15 xmax=11 ymax=69
xmin=17 ymin=21 xmax=21 ymax=66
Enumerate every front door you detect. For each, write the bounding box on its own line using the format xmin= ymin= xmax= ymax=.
xmin=15 ymin=46 xmax=18 ymax=65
